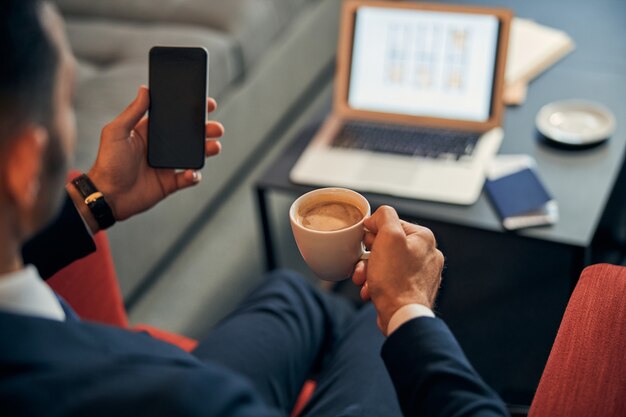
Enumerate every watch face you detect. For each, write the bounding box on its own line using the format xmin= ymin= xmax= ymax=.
xmin=86 ymin=196 xmax=104 ymax=210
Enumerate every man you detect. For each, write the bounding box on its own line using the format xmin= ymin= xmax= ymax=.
xmin=0 ymin=1 xmax=509 ymax=416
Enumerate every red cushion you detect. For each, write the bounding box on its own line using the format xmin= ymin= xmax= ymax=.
xmin=47 ymin=230 xmax=128 ymax=327
xmin=290 ymin=380 xmax=316 ymax=417
xmin=133 ymin=324 xmax=198 ymax=352
xmin=529 ymin=264 xmax=626 ymax=417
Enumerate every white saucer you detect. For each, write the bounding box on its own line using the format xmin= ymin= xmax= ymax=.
xmin=536 ymin=100 xmax=616 ymax=145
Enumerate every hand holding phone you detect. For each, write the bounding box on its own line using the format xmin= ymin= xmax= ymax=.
xmin=148 ymin=46 xmax=208 ymax=169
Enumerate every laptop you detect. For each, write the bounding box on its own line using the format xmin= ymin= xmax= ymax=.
xmin=290 ymin=0 xmax=512 ymax=205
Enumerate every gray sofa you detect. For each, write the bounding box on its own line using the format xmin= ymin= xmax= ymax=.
xmin=55 ymin=0 xmax=340 ymax=326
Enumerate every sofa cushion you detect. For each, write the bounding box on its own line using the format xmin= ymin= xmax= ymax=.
xmin=56 ymin=0 xmax=316 ymax=68
xmin=66 ymin=19 xmax=240 ymax=99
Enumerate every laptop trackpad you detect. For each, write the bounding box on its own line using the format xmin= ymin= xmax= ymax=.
xmin=357 ymin=155 xmax=417 ymax=186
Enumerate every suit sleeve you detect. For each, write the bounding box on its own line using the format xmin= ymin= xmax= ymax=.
xmin=21 ymin=193 xmax=96 ymax=279
xmin=381 ymin=317 xmax=509 ymax=417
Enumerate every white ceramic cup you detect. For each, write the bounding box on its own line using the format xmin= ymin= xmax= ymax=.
xmin=289 ymin=188 xmax=371 ymax=281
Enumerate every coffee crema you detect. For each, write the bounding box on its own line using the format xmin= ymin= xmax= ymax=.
xmin=298 ymin=201 xmax=363 ymax=231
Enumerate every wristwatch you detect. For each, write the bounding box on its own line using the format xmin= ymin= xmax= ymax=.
xmin=71 ymin=174 xmax=116 ymax=230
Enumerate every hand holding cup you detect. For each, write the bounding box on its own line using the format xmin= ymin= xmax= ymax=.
xmin=352 ymin=206 xmax=445 ymax=333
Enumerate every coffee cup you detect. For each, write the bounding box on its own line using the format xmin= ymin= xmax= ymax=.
xmin=289 ymin=188 xmax=370 ymax=281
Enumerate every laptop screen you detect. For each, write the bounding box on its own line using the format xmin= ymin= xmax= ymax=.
xmin=348 ymin=6 xmax=500 ymax=123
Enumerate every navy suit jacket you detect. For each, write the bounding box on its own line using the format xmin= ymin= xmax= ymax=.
xmin=1 ymin=195 xmax=507 ymax=417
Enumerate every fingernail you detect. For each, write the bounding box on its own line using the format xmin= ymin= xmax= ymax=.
xmin=192 ymin=171 xmax=202 ymax=183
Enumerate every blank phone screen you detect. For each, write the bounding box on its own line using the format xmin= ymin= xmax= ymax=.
xmin=148 ymin=47 xmax=207 ymax=169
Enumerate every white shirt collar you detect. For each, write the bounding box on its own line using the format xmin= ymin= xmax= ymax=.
xmin=0 ymin=265 xmax=66 ymax=321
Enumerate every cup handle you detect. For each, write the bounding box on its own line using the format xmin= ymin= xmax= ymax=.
xmin=360 ymin=227 xmax=371 ymax=261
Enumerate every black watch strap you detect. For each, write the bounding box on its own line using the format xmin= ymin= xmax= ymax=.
xmin=71 ymin=174 xmax=116 ymax=230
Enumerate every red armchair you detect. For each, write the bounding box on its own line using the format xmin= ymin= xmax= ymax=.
xmin=528 ymin=263 xmax=626 ymax=417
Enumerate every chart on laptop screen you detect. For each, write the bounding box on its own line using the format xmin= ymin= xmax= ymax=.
xmin=348 ymin=7 xmax=499 ymax=122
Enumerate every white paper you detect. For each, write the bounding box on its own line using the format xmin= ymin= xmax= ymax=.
xmin=506 ymin=18 xmax=575 ymax=85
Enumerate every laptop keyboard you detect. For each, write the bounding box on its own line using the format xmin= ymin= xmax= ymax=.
xmin=332 ymin=121 xmax=481 ymax=160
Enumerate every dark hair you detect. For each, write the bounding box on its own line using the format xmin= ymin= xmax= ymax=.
xmin=0 ymin=0 xmax=58 ymax=146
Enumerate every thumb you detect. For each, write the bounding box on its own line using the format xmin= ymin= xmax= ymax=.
xmin=364 ymin=205 xmax=401 ymax=235
xmin=114 ymin=86 xmax=150 ymax=131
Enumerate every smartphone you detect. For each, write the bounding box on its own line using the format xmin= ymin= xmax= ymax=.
xmin=148 ymin=46 xmax=208 ymax=169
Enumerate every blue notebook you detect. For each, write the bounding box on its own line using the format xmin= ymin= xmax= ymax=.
xmin=485 ymin=166 xmax=558 ymax=230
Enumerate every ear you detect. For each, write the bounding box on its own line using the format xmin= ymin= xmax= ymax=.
xmin=3 ymin=126 xmax=49 ymax=211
